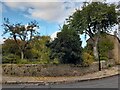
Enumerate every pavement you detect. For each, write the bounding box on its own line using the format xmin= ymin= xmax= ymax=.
xmin=3 ymin=75 xmax=119 ymax=88
xmin=1 ymin=65 xmax=119 ymax=85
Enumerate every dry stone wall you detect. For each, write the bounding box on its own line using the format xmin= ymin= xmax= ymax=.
xmin=2 ymin=60 xmax=115 ymax=77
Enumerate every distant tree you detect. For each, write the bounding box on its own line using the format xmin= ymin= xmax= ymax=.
xmin=47 ymin=25 xmax=83 ymax=65
xmin=67 ymin=2 xmax=118 ymax=62
xmin=2 ymin=18 xmax=39 ymax=59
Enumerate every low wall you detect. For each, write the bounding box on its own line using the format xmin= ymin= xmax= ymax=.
xmin=2 ymin=60 xmax=115 ymax=77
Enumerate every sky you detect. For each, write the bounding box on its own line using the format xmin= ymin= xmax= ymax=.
xmin=0 ymin=0 xmax=119 ymax=47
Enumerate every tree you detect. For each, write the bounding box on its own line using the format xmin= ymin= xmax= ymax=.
xmin=2 ymin=18 xmax=39 ymax=59
xmin=27 ymin=36 xmax=51 ymax=64
xmin=2 ymin=36 xmax=51 ymax=64
xmin=98 ymin=33 xmax=114 ymax=61
xmin=67 ymin=2 xmax=118 ymax=70
xmin=2 ymin=39 xmax=21 ymax=63
xmin=47 ymin=25 xmax=83 ymax=65
xmin=86 ymin=33 xmax=114 ymax=61
xmin=2 ymin=39 xmax=20 ymax=56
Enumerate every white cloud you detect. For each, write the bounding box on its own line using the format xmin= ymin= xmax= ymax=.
xmin=106 ymin=0 xmax=119 ymax=3
xmin=0 ymin=2 xmax=2 ymax=14
xmin=3 ymin=0 xmax=119 ymax=24
xmin=3 ymin=0 xmax=118 ymax=24
xmin=50 ymin=30 xmax=60 ymax=41
xmin=3 ymin=2 xmax=82 ymax=23
xmin=2 ymin=0 xmax=86 ymax=2
xmin=0 ymin=38 xmax=3 ymax=44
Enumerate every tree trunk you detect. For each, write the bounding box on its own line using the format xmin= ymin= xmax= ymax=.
xmin=21 ymin=51 xmax=24 ymax=59
xmin=93 ymin=36 xmax=101 ymax=71
xmin=93 ymin=38 xmax=99 ymax=60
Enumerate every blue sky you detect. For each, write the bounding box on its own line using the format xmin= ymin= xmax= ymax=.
xmin=0 ymin=0 xmax=119 ymax=47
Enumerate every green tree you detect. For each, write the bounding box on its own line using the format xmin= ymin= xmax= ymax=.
xmin=86 ymin=33 xmax=114 ymax=61
xmin=2 ymin=39 xmax=20 ymax=63
xmin=47 ymin=25 xmax=83 ymax=65
xmin=2 ymin=36 xmax=51 ymax=64
xmin=98 ymin=34 xmax=114 ymax=60
xmin=2 ymin=39 xmax=20 ymax=56
xmin=67 ymin=2 xmax=118 ymax=63
xmin=28 ymin=36 xmax=51 ymax=64
xmin=2 ymin=18 xmax=39 ymax=59
xmin=2 ymin=39 xmax=30 ymax=63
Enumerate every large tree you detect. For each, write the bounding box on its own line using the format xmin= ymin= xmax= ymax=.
xmin=2 ymin=18 xmax=39 ymax=59
xmin=67 ymin=2 xmax=118 ymax=69
xmin=47 ymin=25 xmax=82 ymax=65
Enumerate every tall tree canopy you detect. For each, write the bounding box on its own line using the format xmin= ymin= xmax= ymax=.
xmin=2 ymin=18 xmax=39 ymax=59
xmin=67 ymin=2 xmax=118 ymax=61
xmin=47 ymin=25 xmax=83 ymax=65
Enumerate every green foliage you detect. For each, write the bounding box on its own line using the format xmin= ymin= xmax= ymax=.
xmin=86 ymin=33 xmax=114 ymax=61
xmin=2 ymin=36 xmax=51 ymax=64
xmin=2 ymin=54 xmax=20 ymax=64
xmin=2 ymin=39 xmax=20 ymax=56
xmin=67 ymin=2 xmax=118 ymax=61
xmin=82 ymin=52 xmax=94 ymax=66
xmin=67 ymin=2 xmax=118 ymax=35
xmin=47 ymin=25 xmax=83 ymax=65
xmin=98 ymin=34 xmax=114 ymax=61
xmin=2 ymin=19 xmax=39 ymax=59
xmin=29 ymin=36 xmax=51 ymax=63
xmin=17 ymin=59 xmax=29 ymax=64
xmin=51 ymin=58 xmax=60 ymax=65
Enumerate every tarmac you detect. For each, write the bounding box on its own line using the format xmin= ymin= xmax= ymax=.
xmin=1 ymin=65 xmax=119 ymax=85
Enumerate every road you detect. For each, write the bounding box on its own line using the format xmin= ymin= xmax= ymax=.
xmin=2 ymin=75 xmax=119 ymax=89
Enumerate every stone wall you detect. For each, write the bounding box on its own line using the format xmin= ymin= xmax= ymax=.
xmin=2 ymin=60 xmax=115 ymax=77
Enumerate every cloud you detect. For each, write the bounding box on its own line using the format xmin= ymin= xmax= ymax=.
xmin=3 ymin=0 xmax=118 ymax=24
xmin=3 ymin=1 xmax=82 ymax=23
xmin=2 ymin=0 xmax=86 ymax=2
xmin=50 ymin=30 xmax=60 ymax=41
xmin=0 ymin=38 xmax=3 ymax=44
xmin=106 ymin=0 xmax=119 ymax=3
xmin=0 ymin=2 xmax=2 ymax=14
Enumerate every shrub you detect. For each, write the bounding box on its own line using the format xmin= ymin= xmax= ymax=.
xmin=47 ymin=25 xmax=82 ymax=65
xmin=82 ymin=52 xmax=94 ymax=66
xmin=51 ymin=58 xmax=60 ymax=65
xmin=2 ymin=54 xmax=20 ymax=64
xmin=17 ymin=59 xmax=29 ymax=64
xmin=100 ymin=56 xmax=108 ymax=61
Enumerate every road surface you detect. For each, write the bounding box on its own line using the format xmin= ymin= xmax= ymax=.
xmin=2 ymin=75 xmax=119 ymax=89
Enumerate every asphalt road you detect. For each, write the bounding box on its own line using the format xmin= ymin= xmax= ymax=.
xmin=2 ymin=75 xmax=119 ymax=89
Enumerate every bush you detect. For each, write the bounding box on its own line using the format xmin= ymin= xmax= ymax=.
xmin=2 ymin=54 xmax=20 ymax=64
xmin=47 ymin=25 xmax=82 ymax=65
xmin=82 ymin=52 xmax=94 ymax=66
xmin=51 ymin=58 xmax=60 ymax=65
xmin=100 ymin=56 xmax=108 ymax=61
xmin=17 ymin=59 xmax=29 ymax=64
